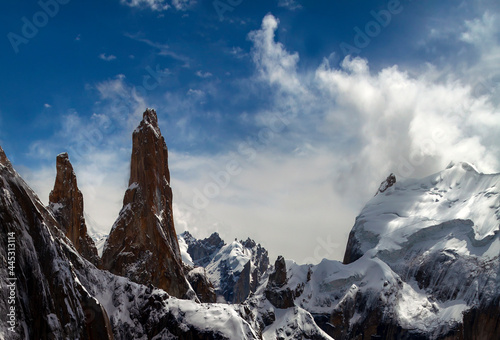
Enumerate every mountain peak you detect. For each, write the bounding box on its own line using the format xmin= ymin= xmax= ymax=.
xmin=375 ymin=173 xmax=396 ymax=196
xmin=48 ymin=153 xmax=100 ymax=267
xmin=0 ymin=145 xmax=13 ymax=171
xmin=102 ymin=108 xmax=192 ymax=299
xmin=445 ymin=161 xmax=479 ymax=173
xmin=143 ymin=107 xmax=158 ymax=125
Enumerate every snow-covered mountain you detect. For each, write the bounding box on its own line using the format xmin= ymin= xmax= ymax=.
xmin=179 ymin=231 xmax=270 ymax=304
xmin=250 ymin=161 xmax=500 ymax=339
xmin=1 ymin=107 xmax=499 ymax=339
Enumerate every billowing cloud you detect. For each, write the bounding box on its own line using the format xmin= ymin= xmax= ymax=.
xmin=20 ymin=11 xmax=500 ymax=265
xmin=170 ymin=13 xmax=500 ymax=263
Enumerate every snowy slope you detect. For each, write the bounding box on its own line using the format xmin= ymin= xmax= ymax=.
xmin=348 ymin=161 xmax=499 ymax=260
xmin=85 ymin=212 xmax=108 ymax=257
xmin=260 ymin=162 xmax=500 ymax=339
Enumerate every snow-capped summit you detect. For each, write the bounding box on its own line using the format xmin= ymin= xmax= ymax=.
xmin=345 ymin=161 xmax=500 ymax=264
xmin=259 ymin=163 xmax=500 ymax=339
xmin=179 ymin=232 xmax=270 ymax=303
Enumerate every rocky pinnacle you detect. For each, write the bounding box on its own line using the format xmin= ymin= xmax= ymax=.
xmin=102 ymin=109 xmax=191 ymax=298
xmin=49 ymin=152 xmax=100 ymax=267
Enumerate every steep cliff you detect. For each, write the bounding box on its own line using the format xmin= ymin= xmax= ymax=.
xmin=48 ymin=152 xmax=100 ymax=267
xmin=102 ymin=109 xmax=192 ymax=299
xmin=0 ymin=146 xmax=113 ymax=340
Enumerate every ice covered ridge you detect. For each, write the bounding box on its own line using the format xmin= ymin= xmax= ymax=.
xmin=353 ymin=161 xmax=500 ymax=258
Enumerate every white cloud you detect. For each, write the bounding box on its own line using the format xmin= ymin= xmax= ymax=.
xmin=248 ymin=14 xmax=303 ymax=95
xmin=195 ymin=70 xmax=212 ymax=78
xmin=461 ymin=12 xmax=499 ymax=46
xmin=459 ymin=12 xmax=500 ymax=98
xmin=44 ymin=103 xmax=51 ymax=108
xmin=124 ymin=33 xmax=190 ymax=66
xmin=171 ymin=0 xmax=196 ymax=11
xmin=120 ymin=0 xmax=170 ymax=11
xmin=20 ymin=11 xmax=500 ymax=265
xmin=277 ymin=0 xmax=302 ymax=11
xmin=169 ymin=13 xmax=500 ymax=264
xmin=120 ymin=0 xmax=195 ymax=11
xmin=99 ymin=53 xmax=117 ymax=61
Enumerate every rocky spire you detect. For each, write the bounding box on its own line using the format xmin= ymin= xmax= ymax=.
xmin=102 ymin=108 xmax=191 ymax=298
xmin=375 ymin=173 xmax=396 ymax=196
xmin=49 ymin=153 xmax=100 ymax=267
xmin=265 ymin=256 xmax=294 ymax=308
xmin=0 ymin=146 xmax=14 ymax=172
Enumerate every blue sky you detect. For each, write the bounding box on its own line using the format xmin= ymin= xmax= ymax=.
xmin=1 ymin=0 xmax=499 ymax=263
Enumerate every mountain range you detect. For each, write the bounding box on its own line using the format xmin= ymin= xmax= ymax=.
xmin=0 ymin=108 xmax=499 ymax=339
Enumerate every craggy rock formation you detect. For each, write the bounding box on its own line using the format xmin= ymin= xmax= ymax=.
xmin=0 ymin=146 xmax=114 ymax=340
xmin=186 ymin=267 xmax=217 ymax=303
xmin=0 ymin=145 xmax=258 ymax=340
xmin=375 ymin=172 xmax=396 ymax=195
xmin=182 ymin=231 xmax=225 ymax=267
xmin=48 ymin=152 xmax=100 ymax=267
xmin=233 ymin=238 xmax=270 ymax=304
xmin=265 ymin=256 xmax=294 ymax=309
xmin=101 ymin=109 xmax=191 ymax=299
xmin=181 ymin=232 xmax=270 ymax=304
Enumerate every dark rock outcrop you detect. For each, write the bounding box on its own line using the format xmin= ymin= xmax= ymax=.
xmin=186 ymin=267 xmax=217 ymax=303
xmin=268 ymin=256 xmax=287 ymax=288
xmin=181 ymin=233 xmax=270 ymax=304
xmin=48 ymin=152 xmax=100 ymax=267
xmin=376 ymin=173 xmax=396 ymax=195
xmin=265 ymin=256 xmax=294 ymax=309
xmin=182 ymin=231 xmax=225 ymax=267
xmin=102 ymin=109 xmax=191 ymax=299
xmin=233 ymin=239 xmax=270 ymax=304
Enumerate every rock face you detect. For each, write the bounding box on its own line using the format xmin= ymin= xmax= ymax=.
xmin=182 ymin=231 xmax=225 ymax=267
xmin=48 ymin=152 xmax=100 ymax=267
xmin=0 ymin=147 xmax=114 ymax=340
xmin=186 ymin=267 xmax=217 ymax=303
xmin=265 ymin=256 xmax=295 ymax=309
xmin=101 ymin=109 xmax=191 ymax=299
xmin=375 ymin=172 xmax=396 ymax=195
